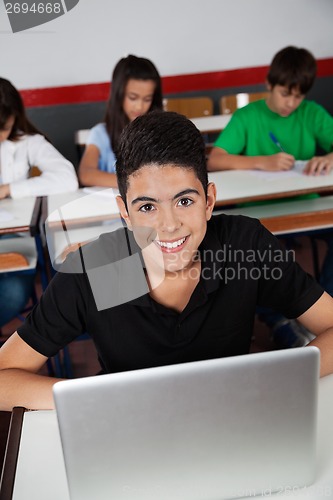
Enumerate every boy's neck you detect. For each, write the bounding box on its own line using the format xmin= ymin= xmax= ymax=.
xmin=145 ymin=259 xmax=202 ymax=313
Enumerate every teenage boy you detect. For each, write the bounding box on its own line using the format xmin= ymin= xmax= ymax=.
xmin=207 ymin=46 xmax=333 ymax=174
xmin=207 ymin=46 xmax=333 ymax=346
xmin=1 ymin=111 xmax=333 ymax=411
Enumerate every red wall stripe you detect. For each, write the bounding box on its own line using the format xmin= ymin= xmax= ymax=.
xmin=20 ymin=57 xmax=333 ymax=108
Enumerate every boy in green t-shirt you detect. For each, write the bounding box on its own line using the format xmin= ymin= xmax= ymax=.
xmin=208 ymin=46 xmax=333 ymax=174
xmin=207 ymin=46 xmax=333 ymax=347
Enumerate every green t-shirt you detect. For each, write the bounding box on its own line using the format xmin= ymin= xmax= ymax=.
xmin=214 ymin=99 xmax=333 ymax=159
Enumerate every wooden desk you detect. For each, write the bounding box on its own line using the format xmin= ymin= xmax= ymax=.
xmin=0 ymin=197 xmax=41 ymax=236
xmin=209 ymin=169 xmax=333 ymax=206
xmin=214 ymin=196 xmax=333 ymax=236
xmin=45 ymin=184 xmax=333 ymax=266
xmin=0 ymin=373 xmax=331 ymax=500
xmin=46 ymin=188 xmax=119 ymax=227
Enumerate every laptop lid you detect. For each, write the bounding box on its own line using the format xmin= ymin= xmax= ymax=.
xmin=53 ymin=346 xmax=319 ymax=500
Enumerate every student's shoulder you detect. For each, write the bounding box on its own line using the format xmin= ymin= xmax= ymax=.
xmin=300 ymin=99 xmax=333 ymax=118
xmin=229 ymin=99 xmax=267 ymax=125
xmin=17 ymin=133 xmax=45 ymax=145
xmin=90 ymin=123 xmax=107 ymax=133
xmin=209 ymin=213 xmax=263 ymax=239
xmin=234 ymin=99 xmax=266 ymax=116
xmin=89 ymin=123 xmax=107 ymax=137
xmin=211 ymin=211 xmax=262 ymax=226
xmin=16 ymin=133 xmax=52 ymax=156
xmin=87 ymin=123 xmax=109 ymax=146
xmin=208 ymin=214 xmax=279 ymax=254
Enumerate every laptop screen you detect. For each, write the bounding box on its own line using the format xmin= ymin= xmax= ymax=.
xmin=54 ymin=347 xmax=319 ymax=500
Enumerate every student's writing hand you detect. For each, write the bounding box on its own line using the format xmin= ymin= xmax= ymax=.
xmin=259 ymin=153 xmax=295 ymax=171
xmin=303 ymin=155 xmax=333 ymax=176
xmin=0 ymin=184 xmax=10 ymax=199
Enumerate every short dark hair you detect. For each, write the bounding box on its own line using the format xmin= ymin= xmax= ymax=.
xmin=267 ymin=46 xmax=317 ymax=94
xmin=116 ymin=111 xmax=208 ymax=203
xmin=105 ymin=55 xmax=163 ymax=152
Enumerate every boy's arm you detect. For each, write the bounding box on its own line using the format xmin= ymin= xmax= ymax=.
xmin=0 ymin=184 xmax=10 ymax=199
xmin=207 ymin=147 xmax=295 ymax=172
xmin=303 ymin=151 xmax=333 ymax=176
xmin=297 ymin=291 xmax=333 ymax=377
xmin=0 ymin=332 xmax=62 ymax=411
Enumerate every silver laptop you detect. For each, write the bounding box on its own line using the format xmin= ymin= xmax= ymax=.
xmin=53 ymin=346 xmax=319 ymax=500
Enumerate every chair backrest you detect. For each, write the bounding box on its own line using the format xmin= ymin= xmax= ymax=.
xmin=163 ymin=96 xmax=213 ymax=118
xmin=0 ymin=237 xmax=37 ymax=272
xmin=220 ymin=91 xmax=269 ymax=115
xmin=75 ymin=129 xmax=90 ymax=161
xmin=75 ymin=129 xmax=90 ymax=147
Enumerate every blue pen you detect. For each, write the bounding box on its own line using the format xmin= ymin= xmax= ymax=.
xmin=269 ymin=132 xmax=285 ymax=152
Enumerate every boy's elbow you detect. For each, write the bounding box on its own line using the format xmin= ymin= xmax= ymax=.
xmin=77 ymin=164 xmax=92 ymax=186
xmin=207 ymin=156 xmax=218 ymax=172
xmin=207 ymin=147 xmax=228 ymax=171
xmin=78 ymin=168 xmax=87 ymax=186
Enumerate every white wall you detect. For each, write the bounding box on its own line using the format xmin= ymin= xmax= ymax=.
xmin=1 ymin=0 xmax=333 ymax=90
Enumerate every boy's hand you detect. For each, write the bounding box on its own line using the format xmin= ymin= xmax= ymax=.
xmin=303 ymin=155 xmax=333 ymax=176
xmin=260 ymin=153 xmax=295 ymax=171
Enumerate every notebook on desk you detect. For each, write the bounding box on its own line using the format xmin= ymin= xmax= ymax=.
xmin=53 ymin=347 xmax=320 ymax=500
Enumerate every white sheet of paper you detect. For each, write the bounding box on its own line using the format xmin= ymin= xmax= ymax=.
xmin=0 ymin=208 xmax=14 ymax=222
xmin=82 ymin=187 xmax=120 ymax=198
xmin=248 ymin=160 xmax=307 ymax=181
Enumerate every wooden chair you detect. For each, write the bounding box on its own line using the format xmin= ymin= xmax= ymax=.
xmin=163 ymin=96 xmax=213 ymax=118
xmin=220 ymin=91 xmax=269 ymax=115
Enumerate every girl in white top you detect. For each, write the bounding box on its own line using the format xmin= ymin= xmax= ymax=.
xmin=0 ymin=77 xmax=78 ymax=199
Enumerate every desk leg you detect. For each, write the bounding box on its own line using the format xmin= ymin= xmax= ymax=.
xmin=34 ymin=235 xmax=49 ymax=291
xmin=0 ymin=407 xmax=26 ymax=500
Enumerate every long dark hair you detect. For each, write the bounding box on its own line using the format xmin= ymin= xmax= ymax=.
xmin=0 ymin=77 xmax=41 ymax=141
xmin=104 ymin=55 xmax=163 ymax=153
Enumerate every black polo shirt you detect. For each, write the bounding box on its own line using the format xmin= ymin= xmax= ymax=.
xmin=18 ymin=215 xmax=323 ymax=373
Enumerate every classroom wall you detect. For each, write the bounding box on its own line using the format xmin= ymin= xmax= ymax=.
xmin=1 ymin=0 xmax=333 ymax=166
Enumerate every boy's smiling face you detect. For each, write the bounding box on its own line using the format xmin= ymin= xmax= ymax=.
xmin=117 ymin=164 xmax=216 ymax=275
